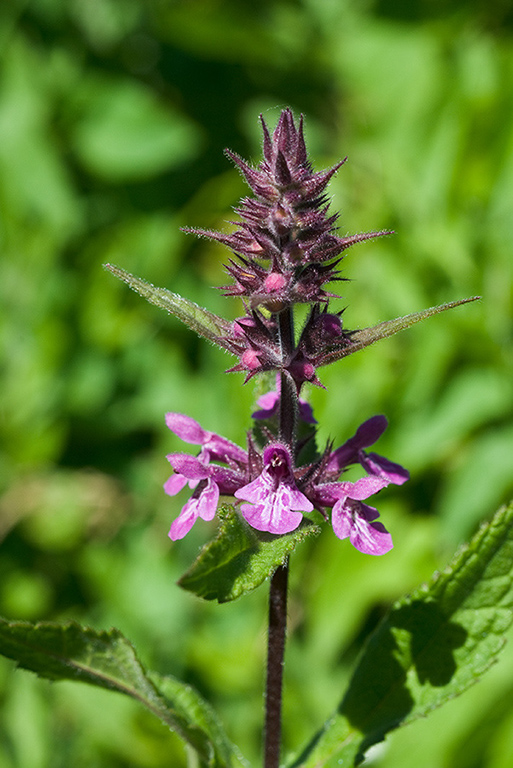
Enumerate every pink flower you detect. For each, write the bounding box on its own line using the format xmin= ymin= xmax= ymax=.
xmin=165 ymin=413 xmax=247 ymax=464
xmin=332 ymin=501 xmax=392 ymax=556
xmin=326 ymin=415 xmax=409 ymax=486
xmin=164 ymin=409 xmax=406 ymax=554
xmin=164 ymin=453 xmax=220 ymax=540
xmin=235 ymin=444 xmax=313 ymax=534
xmin=314 ymin=476 xmax=392 ymax=555
xmin=164 ymin=414 xmax=247 ymax=540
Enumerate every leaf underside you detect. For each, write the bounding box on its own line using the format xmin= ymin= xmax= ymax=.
xmin=287 ymin=501 xmax=513 ymax=768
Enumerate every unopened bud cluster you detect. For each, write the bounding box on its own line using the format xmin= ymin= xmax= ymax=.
xmin=187 ymin=109 xmax=390 ymax=389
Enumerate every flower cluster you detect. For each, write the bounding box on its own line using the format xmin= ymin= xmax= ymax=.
xmin=164 ymin=402 xmax=408 ymax=555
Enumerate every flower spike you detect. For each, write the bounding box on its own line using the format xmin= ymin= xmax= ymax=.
xmin=103 ymin=110 xmax=477 ymax=556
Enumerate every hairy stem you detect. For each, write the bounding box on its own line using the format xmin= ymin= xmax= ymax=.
xmin=264 ymin=308 xmax=295 ymax=766
xmin=264 ymin=560 xmax=289 ymax=768
xmin=277 ymin=308 xmax=297 ymax=447
xmin=278 ymin=371 xmax=297 ymax=447
xmin=277 ymin=306 xmax=295 ymax=353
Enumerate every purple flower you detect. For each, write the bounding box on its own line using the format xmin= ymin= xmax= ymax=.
xmin=297 ymin=414 xmax=409 ymax=555
xmin=235 ymin=444 xmax=313 ymax=534
xmin=165 ymin=456 xmax=219 ymax=541
xmin=164 ymin=414 xmax=247 ymax=540
xmin=165 ymin=413 xmax=247 ymax=464
xmin=164 ymin=409 xmax=406 ymax=554
xmin=333 ymin=502 xmax=392 ymax=556
xmin=313 ymin=476 xmax=392 ymax=555
xmin=326 ymin=415 xmax=409 ymax=486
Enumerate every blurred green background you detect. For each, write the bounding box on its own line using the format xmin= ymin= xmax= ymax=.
xmin=1 ymin=0 xmax=513 ymax=766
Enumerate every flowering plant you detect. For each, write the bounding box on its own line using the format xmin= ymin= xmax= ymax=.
xmin=1 ymin=110 xmax=512 ymax=768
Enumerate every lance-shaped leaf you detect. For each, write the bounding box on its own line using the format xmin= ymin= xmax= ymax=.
xmin=178 ymin=505 xmax=321 ymax=602
xmin=104 ymin=263 xmax=235 ymax=350
xmin=318 ymin=296 xmax=480 ymax=366
xmin=287 ymin=501 xmax=513 ymax=768
xmin=0 ymin=618 xmax=246 ymax=768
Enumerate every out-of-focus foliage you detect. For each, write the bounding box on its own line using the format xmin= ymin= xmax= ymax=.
xmin=0 ymin=1 xmax=512 ymax=767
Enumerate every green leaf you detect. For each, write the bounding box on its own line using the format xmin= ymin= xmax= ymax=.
xmin=320 ymin=297 xmax=480 ymax=366
xmin=0 ymin=618 xmax=245 ymax=768
xmin=288 ymin=501 xmax=513 ymax=768
xmin=150 ymin=672 xmax=249 ymax=768
xmin=104 ymin=264 xmax=234 ymax=347
xmin=178 ymin=505 xmax=321 ymax=602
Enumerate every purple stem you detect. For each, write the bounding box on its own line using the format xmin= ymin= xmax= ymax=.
xmin=264 ymin=560 xmax=289 ymax=768
xmin=277 ymin=309 xmax=297 ymax=447
xmin=264 ymin=307 xmax=297 ymax=766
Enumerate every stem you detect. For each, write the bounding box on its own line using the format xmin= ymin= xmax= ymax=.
xmin=277 ymin=306 xmax=295 ymax=353
xmin=264 ymin=559 xmax=289 ymax=768
xmin=278 ymin=372 xmax=297 ymax=447
xmin=277 ymin=308 xmax=297 ymax=447
xmin=264 ymin=308 xmax=295 ymax=765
